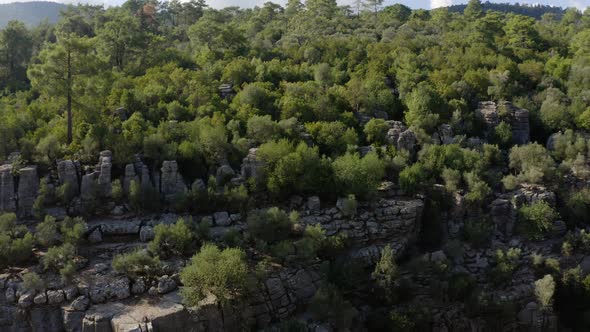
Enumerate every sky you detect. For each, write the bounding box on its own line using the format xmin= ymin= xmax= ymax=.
xmin=0 ymin=0 xmax=588 ymax=10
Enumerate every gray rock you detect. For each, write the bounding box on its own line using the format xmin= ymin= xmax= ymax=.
xmin=17 ymin=166 xmax=38 ymax=217
xmin=80 ymin=172 xmax=98 ymax=200
xmin=47 ymin=290 xmax=65 ymax=305
xmin=18 ymin=291 xmax=34 ymax=308
xmin=5 ymin=287 xmax=16 ymax=303
xmin=88 ymin=227 xmax=103 ymax=244
xmin=148 ymin=286 xmax=158 ymax=296
xmin=307 ymin=196 xmax=321 ymax=213
xmin=0 ymin=164 xmax=16 ymax=213
xmin=64 ymin=285 xmax=79 ymax=301
xmin=241 ymin=148 xmax=265 ymax=185
xmin=160 ymin=160 xmax=187 ymax=202
xmin=476 ymin=101 xmax=530 ymax=145
xmin=397 ymin=129 xmax=417 ymax=152
xmin=191 ymin=179 xmax=206 ymax=192
xmin=140 ymin=226 xmax=155 ymax=242
xmin=34 ymin=292 xmax=47 ymax=305
xmin=437 ymin=124 xmax=454 ymax=145
xmin=71 ymin=296 xmax=90 ymax=311
xmin=131 ymin=279 xmax=146 ymax=295
xmin=430 ymin=250 xmax=447 ymax=263
xmin=63 ymin=309 xmax=85 ymax=332
xmin=111 ymin=205 xmax=125 ymax=216
xmin=110 ymin=277 xmax=131 ymax=300
xmin=57 ymin=160 xmax=80 ymax=195
xmin=216 ymin=164 xmax=235 ymax=186
xmin=214 ymin=211 xmax=232 ymax=226
xmin=97 ymin=151 xmax=112 ymax=198
xmin=157 ymin=275 xmax=177 ymax=294
xmin=123 ymin=163 xmax=138 ymax=194
xmin=100 ymin=219 xmax=141 ymax=235
xmin=94 ymin=263 xmax=109 ymax=273
xmin=30 ymin=306 xmax=64 ymax=332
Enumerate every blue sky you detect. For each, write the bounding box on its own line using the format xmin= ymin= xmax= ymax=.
xmin=0 ymin=0 xmax=587 ymax=10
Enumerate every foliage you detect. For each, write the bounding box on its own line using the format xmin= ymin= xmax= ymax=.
xmin=112 ymin=249 xmax=161 ymax=278
xmin=332 ymin=152 xmax=385 ymax=198
xmin=22 ymin=272 xmax=45 ymax=292
xmin=372 ymin=245 xmax=398 ymax=301
xmin=518 ymin=201 xmax=559 ymax=240
xmin=148 ymin=218 xmax=196 ymax=257
xmin=0 ymin=213 xmax=34 ymax=267
xmin=490 ymin=248 xmax=521 ymax=285
xmin=247 ymin=207 xmax=295 ymax=245
xmin=180 ymin=244 xmax=248 ymax=306
xmin=535 ymin=274 xmax=555 ymax=309
xmin=36 ymin=215 xmax=58 ymax=247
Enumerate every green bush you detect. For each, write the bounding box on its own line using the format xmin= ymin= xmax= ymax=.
xmin=112 ymin=249 xmax=161 ymax=278
xmin=567 ymin=188 xmax=590 ymax=225
xmin=363 ymin=118 xmax=389 ymax=145
xmin=333 ymin=152 xmax=385 ymax=198
xmin=0 ymin=213 xmax=34 ymax=267
xmin=43 ymin=243 xmax=76 ymax=271
xmin=60 ymin=217 xmax=87 ymax=245
xmin=372 ymin=245 xmax=398 ymax=301
xmin=180 ymin=244 xmax=248 ymax=306
xmin=149 ymin=218 xmax=195 ymax=257
xmin=36 ymin=215 xmax=58 ymax=247
xmin=247 ymin=207 xmax=295 ymax=244
xmin=504 ymin=143 xmax=556 ymax=187
xmin=339 ymin=195 xmax=358 ymax=217
xmin=22 ymin=272 xmax=45 ymax=292
xmin=518 ymin=201 xmax=559 ymax=240
xmin=490 ymin=248 xmax=521 ymax=285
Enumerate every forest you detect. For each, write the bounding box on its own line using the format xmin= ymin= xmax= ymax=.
xmin=0 ymin=0 xmax=590 ymax=331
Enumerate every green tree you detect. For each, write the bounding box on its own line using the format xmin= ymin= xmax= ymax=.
xmin=332 ymin=152 xmax=385 ymax=198
xmin=180 ymin=244 xmax=248 ymax=305
xmin=28 ymin=29 xmax=98 ymax=144
xmin=0 ymin=21 xmax=33 ymax=91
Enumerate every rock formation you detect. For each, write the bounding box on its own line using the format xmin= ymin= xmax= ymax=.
xmin=385 ymin=121 xmax=417 ymax=152
xmin=16 ymin=166 xmax=39 ymax=217
xmin=160 ymin=161 xmax=187 ymax=202
xmin=476 ymin=101 xmax=530 ymax=145
xmin=0 ymin=164 xmax=16 ymax=213
xmin=57 ymin=160 xmax=81 ymax=195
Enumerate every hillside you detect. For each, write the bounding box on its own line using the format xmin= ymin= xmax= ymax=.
xmin=449 ymin=1 xmax=566 ymax=19
xmin=0 ymin=1 xmax=65 ymax=28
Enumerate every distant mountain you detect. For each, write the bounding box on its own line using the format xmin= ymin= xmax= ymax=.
xmin=0 ymin=1 xmax=66 ymax=28
xmin=448 ymin=1 xmax=566 ymax=19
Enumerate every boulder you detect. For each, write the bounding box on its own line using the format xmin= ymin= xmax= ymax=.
xmin=437 ymin=124 xmax=454 ymax=145
xmin=241 ymin=148 xmax=265 ymax=184
xmin=307 ymin=196 xmax=321 ymax=214
xmin=131 ymin=279 xmax=146 ymax=295
xmin=16 ymin=166 xmax=38 ymax=217
xmin=214 ymin=211 xmax=232 ymax=227
xmin=88 ymin=227 xmax=103 ymax=244
xmin=33 ymin=292 xmax=47 ymax=305
xmin=71 ymin=296 xmax=90 ymax=311
xmin=47 ymin=290 xmax=65 ymax=305
xmin=160 ymin=161 xmax=187 ymax=202
xmin=18 ymin=291 xmax=34 ymax=308
xmin=157 ymin=275 xmax=177 ymax=294
xmin=139 ymin=226 xmax=155 ymax=242
xmin=80 ymin=172 xmax=98 ymax=201
xmin=97 ymin=151 xmax=112 ymax=198
xmin=216 ymin=164 xmax=235 ymax=186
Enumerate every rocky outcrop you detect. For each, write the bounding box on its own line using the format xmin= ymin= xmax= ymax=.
xmin=385 ymin=121 xmax=417 ymax=152
xmin=0 ymin=164 xmax=16 ymax=213
xmin=300 ymin=198 xmax=424 ymax=264
xmin=16 ymin=166 xmax=38 ymax=217
xmin=97 ymin=151 xmax=112 ymax=198
xmin=160 ymin=161 xmax=187 ymax=202
xmin=57 ymin=160 xmax=81 ymax=194
xmin=476 ymin=101 xmax=530 ymax=145
xmin=241 ymin=148 xmax=265 ymax=184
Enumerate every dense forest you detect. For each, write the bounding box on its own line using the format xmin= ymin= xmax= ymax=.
xmin=1 ymin=0 xmax=590 ymax=331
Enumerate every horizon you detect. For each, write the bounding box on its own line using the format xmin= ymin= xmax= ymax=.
xmin=0 ymin=0 xmax=587 ymax=10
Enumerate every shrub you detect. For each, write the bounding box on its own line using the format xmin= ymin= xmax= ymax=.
xmin=112 ymin=249 xmax=161 ymax=278
xmin=305 ymin=121 xmax=358 ymax=156
xmin=464 ymin=172 xmax=491 ymax=206
xmin=60 ymin=217 xmax=87 ymax=245
xmin=490 ymin=248 xmax=521 ymax=285
xmin=333 ymin=152 xmax=385 ymax=198
xmin=442 ymin=168 xmax=461 ymax=192
xmin=364 ymin=118 xmax=389 ymax=145
xmin=247 ymin=207 xmax=294 ymax=244
xmin=309 ymin=283 xmax=358 ymax=330
xmin=399 ymin=163 xmax=429 ymax=194
xmin=111 ymin=179 xmax=124 ymax=204
xmin=518 ymin=201 xmax=559 ymax=240
xmin=149 ymin=218 xmax=195 ymax=257
xmin=36 ymin=215 xmax=58 ymax=247
xmin=372 ymin=245 xmax=398 ymax=301
xmin=0 ymin=213 xmax=34 ymax=267
xmin=43 ymin=243 xmax=76 ymax=272
xmin=535 ymin=274 xmax=555 ymax=308
xmin=57 ymin=182 xmax=76 ymax=205
xmin=180 ymin=244 xmax=248 ymax=306
xmin=567 ymin=188 xmax=590 ymax=225
xmin=22 ymin=272 xmax=45 ymax=292
xmin=504 ymin=143 xmax=555 ymax=187
xmin=339 ymin=195 xmax=358 ymax=217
